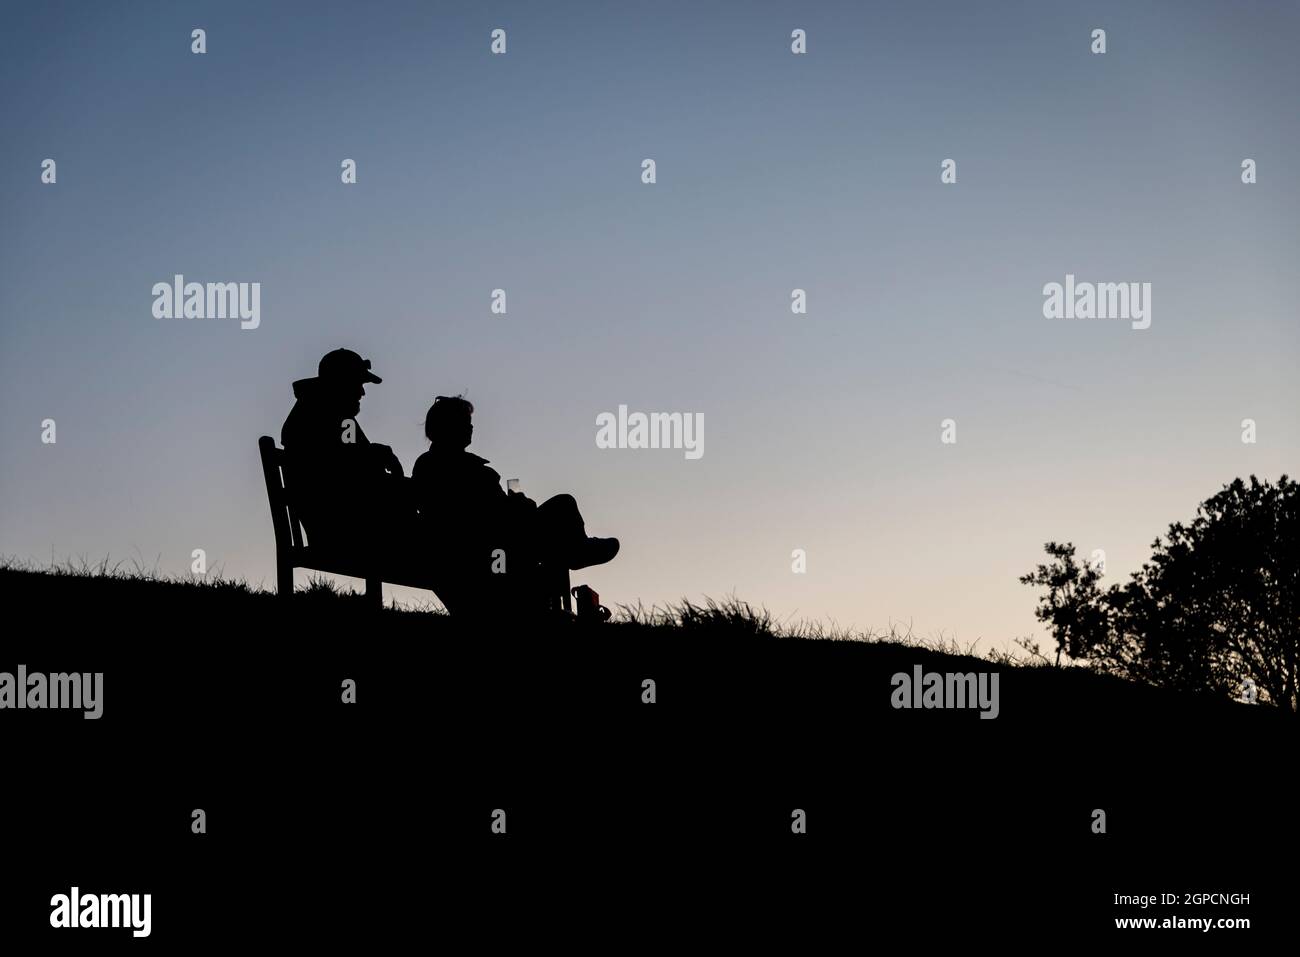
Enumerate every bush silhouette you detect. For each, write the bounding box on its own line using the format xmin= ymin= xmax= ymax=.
xmin=1022 ymin=475 xmax=1298 ymax=710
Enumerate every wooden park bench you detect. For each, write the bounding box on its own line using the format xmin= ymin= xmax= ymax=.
xmin=258 ymin=435 xmax=571 ymax=613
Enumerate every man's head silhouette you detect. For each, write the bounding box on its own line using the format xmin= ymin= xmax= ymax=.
xmin=318 ymin=348 xmax=382 ymax=418
xmin=425 ymin=395 xmax=474 ymax=451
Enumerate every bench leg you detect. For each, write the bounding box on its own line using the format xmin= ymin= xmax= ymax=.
xmin=365 ymin=577 xmax=383 ymax=610
xmin=277 ymin=562 xmax=293 ymax=600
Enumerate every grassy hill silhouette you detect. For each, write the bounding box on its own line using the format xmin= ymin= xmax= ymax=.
xmin=5 ymin=557 xmax=1293 ymax=941
xmin=3 ymin=558 xmax=1283 ymax=730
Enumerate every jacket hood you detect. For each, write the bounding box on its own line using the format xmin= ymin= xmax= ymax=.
xmin=292 ymin=376 xmax=323 ymax=400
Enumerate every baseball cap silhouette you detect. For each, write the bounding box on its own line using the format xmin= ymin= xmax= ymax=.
xmin=318 ymin=348 xmax=382 ymax=384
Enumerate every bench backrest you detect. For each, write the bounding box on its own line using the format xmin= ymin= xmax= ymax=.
xmin=258 ymin=436 xmax=306 ymax=552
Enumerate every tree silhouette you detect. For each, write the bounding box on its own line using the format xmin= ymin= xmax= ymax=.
xmin=1021 ymin=475 xmax=1298 ymax=711
xmin=1018 ymin=542 xmax=1108 ymax=667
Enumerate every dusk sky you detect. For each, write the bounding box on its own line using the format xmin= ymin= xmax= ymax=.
xmin=2 ymin=1 xmax=1296 ymax=652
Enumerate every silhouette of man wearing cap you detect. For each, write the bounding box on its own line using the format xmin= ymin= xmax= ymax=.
xmin=281 ymin=348 xmax=411 ymax=557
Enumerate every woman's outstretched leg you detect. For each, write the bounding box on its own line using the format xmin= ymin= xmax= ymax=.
xmin=533 ymin=494 xmax=619 ymax=570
